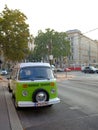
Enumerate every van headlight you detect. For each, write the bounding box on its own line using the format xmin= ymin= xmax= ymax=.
xmin=51 ymin=89 xmax=56 ymax=94
xmin=22 ymin=90 xmax=28 ymax=96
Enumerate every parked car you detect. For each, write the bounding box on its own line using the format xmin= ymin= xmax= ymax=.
xmin=51 ymin=65 xmax=56 ymax=73
xmin=82 ymin=66 xmax=98 ymax=73
xmin=1 ymin=69 xmax=8 ymax=75
xmin=64 ymin=68 xmax=71 ymax=72
xmin=56 ymin=68 xmax=64 ymax=72
xmin=8 ymin=62 xmax=60 ymax=109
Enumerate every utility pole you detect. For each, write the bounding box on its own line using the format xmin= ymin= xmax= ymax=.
xmin=47 ymin=39 xmax=53 ymax=65
xmin=88 ymin=42 xmax=91 ymax=65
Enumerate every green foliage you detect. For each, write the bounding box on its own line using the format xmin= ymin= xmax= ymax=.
xmin=34 ymin=28 xmax=70 ymax=60
xmin=0 ymin=5 xmax=32 ymax=62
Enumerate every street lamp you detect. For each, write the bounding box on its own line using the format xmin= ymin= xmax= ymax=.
xmin=46 ymin=45 xmax=49 ymax=62
xmin=46 ymin=45 xmax=53 ymax=65
xmin=46 ymin=39 xmax=53 ymax=65
xmin=49 ymin=55 xmax=53 ymax=65
xmin=88 ymin=42 xmax=91 ymax=65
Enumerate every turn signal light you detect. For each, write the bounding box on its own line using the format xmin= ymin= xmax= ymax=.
xmin=50 ymin=82 xmax=55 ymax=86
xmin=22 ymin=84 xmax=28 ymax=88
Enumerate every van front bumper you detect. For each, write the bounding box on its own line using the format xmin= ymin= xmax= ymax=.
xmin=18 ymin=97 xmax=60 ymax=107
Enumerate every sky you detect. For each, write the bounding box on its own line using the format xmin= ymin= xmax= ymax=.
xmin=1 ymin=0 xmax=98 ymax=40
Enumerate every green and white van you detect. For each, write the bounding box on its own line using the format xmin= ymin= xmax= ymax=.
xmin=8 ymin=62 xmax=60 ymax=109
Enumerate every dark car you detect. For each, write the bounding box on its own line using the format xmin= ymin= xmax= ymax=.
xmin=82 ymin=66 xmax=98 ymax=73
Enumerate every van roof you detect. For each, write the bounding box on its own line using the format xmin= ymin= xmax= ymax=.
xmin=14 ymin=62 xmax=50 ymax=68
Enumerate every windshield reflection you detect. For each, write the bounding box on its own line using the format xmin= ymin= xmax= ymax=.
xmin=19 ymin=66 xmax=54 ymax=80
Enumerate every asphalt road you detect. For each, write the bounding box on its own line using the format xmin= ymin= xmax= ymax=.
xmin=16 ymin=72 xmax=98 ymax=130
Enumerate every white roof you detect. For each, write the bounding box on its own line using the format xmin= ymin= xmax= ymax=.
xmin=19 ymin=62 xmax=50 ymax=68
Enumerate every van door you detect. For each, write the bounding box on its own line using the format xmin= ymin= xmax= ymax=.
xmin=11 ymin=68 xmax=18 ymax=96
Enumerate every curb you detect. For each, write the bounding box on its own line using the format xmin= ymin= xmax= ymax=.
xmin=4 ymin=85 xmax=23 ymax=130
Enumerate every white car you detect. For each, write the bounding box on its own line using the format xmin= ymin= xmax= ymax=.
xmin=51 ymin=65 xmax=56 ymax=72
xmin=1 ymin=70 xmax=8 ymax=75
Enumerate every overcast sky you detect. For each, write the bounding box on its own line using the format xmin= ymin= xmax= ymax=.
xmin=1 ymin=0 xmax=98 ymax=40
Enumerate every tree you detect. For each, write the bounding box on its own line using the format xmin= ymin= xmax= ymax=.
xmin=0 ymin=5 xmax=32 ymax=62
xmin=34 ymin=28 xmax=70 ymax=62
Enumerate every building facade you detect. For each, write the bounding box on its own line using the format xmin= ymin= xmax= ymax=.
xmin=66 ymin=29 xmax=98 ymax=67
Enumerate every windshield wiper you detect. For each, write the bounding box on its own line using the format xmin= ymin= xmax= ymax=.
xmin=20 ymin=77 xmax=34 ymax=81
xmin=35 ymin=76 xmax=50 ymax=80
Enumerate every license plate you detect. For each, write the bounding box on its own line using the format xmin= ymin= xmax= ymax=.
xmin=34 ymin=101 xmax=48 ymax=107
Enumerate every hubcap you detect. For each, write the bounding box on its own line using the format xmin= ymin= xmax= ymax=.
xmin=36 ymin=92 xmax=47 ymax=102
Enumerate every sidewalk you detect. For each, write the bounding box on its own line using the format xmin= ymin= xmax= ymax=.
xmin=56 ymin=72 xmax=75 ymax=81
xmin=0 ymin=77 xmax=23 ymax=130
xmin=0 ymin=85 xmax=11 ymax=130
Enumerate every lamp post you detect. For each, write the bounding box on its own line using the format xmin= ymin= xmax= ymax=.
xmin=46 ymin=45 xmax=49 ymax=62
xmin=49 ymin=55 xmax=53 ymax=65
xmin=46 ymin=39 xmax=53 ymax=65
xmin=88 ymin=42 xmax=91 ymax=65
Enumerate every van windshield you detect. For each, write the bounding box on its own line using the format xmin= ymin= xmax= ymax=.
xmin=19 ymin=66 xmax=54 ymax=80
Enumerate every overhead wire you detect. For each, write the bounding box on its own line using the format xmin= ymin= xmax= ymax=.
xmin=82 ymin=28 xmax=98 ymax=35
xmin=67 ymin=28 xmax=98 ymax=41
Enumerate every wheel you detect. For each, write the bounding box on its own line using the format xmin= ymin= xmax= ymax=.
xmin=8 ymin=85 xmax=12 ymax=92
xmin=12 ymin=92 xmax=14 ymax=98
xmin=47 ymin=104 xmax=53 ymax=107
xmin=33 ymin=89 xmax=49 ymax=103
xmin=13 ymin=97 xmax=20 ymax=110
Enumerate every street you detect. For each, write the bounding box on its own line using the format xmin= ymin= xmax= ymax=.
xmin=15 ymin=72 xmax=98 ymax=130
xmin=58 ymin=78 xmax=98 ymax=114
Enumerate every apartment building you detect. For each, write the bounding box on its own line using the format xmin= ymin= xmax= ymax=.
xmin=66 ymin=29 xmax=98 ymax=66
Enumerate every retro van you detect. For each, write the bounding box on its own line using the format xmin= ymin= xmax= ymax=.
xmin=8 ymin=62 xmax=60 ymax=109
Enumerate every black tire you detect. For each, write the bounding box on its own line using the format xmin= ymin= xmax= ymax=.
xmin=12 ymin=90 xmax=15 ymax=99
xmin=13 ymin=97 xmax=20 ymax=110
xmin=8 ymin=85 xmax=12 ymax=92
xmin=47 ymin=104 xmax=53 ymax=107
xmin=33 ymin=89 xmax=49 ymax=103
